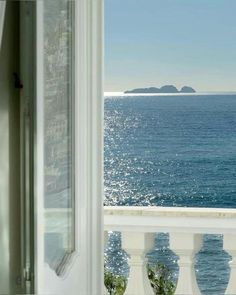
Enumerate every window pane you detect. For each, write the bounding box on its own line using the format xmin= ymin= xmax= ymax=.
xmin=43 ymin=0 xmax=75 ymax=274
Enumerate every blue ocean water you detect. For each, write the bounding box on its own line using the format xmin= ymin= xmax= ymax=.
xmin=104 ymin=94 xmax=236 ymax=208
xmin=104 ymin=94 xmax=236 ymax=294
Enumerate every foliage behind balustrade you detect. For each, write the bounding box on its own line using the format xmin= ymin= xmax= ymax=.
xmin=104 ymin=262 xmax=175 ymax=295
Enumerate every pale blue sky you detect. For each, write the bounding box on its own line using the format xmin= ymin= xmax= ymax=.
xmin=105 ymin=0 xmax=236 ymax=92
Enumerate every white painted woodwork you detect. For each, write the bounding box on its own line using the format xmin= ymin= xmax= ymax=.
xmin=34 ymin=0 xmax=103 ymax=294
xmin=122 ymin=232 xmax=154 ymax=295
xmin=224 ymin=234 xmax=236 ymax=295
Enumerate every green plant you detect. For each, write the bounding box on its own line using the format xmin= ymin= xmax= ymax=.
xmin=104 ymin=270 xmax=127 ymax=295
xmin=104 ymin=262 xmax=175 ymax=295
xmin=147 ymin=263 xmax=175 ymax=295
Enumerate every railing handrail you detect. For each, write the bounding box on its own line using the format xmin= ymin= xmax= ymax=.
xmin=104 ymin=206 xmax=236 ymax=234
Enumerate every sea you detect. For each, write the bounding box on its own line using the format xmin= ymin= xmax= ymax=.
xmin=104 ymin=93 xmax=236 ymax=295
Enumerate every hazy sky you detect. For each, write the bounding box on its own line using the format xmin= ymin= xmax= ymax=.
xmin=105 ymin=0 xmax=236 ymax=92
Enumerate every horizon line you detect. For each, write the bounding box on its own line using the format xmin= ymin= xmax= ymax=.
xmin=104 ymin=91 xmax=236 ymax=96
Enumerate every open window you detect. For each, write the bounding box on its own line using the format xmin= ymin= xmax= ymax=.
xmin=0 ymin=1 xmax=103 ymax=294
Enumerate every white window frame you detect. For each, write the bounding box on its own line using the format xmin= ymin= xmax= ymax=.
xmin=34 ymin=0 xmax=104 ymax=293
xmin=75 ymin=0 xmax=104 ymax=292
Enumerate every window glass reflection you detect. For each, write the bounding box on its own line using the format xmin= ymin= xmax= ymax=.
xmin=43 ymin=0 xmax=74 ymax=274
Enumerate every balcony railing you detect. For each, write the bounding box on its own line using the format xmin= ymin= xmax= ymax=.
xmin=104 ymin=206 xmax=236 ymax=295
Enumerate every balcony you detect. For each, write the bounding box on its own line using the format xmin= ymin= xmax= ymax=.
xmin=104 ymin=206 xmax=236 ymax=295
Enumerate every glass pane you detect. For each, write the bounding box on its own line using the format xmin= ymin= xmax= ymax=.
xmin=43 ymin=0 xmax=75 ymax=274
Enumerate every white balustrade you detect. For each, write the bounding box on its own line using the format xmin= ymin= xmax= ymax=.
xmin=122 ymin=232 xmax=154 ymax=295
xmin=104 ymin=206 xmax=236 ymax=295
xmin=169 ymin=233 xmax=203 ymax=295
xmin=43 ymin=207 xmax=236 ymax=294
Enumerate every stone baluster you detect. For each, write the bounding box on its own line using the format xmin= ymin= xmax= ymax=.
xmin=169 ymin=233 xmax=203 ymax=295
xmin=122 ymin=232 xmax=154 ymax=295
xmin=224 ymin=234 xmax=236 ymax=295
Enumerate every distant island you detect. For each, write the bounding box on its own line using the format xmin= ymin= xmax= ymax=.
xmin=124 ymin=85 xmax=196 ymax=94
